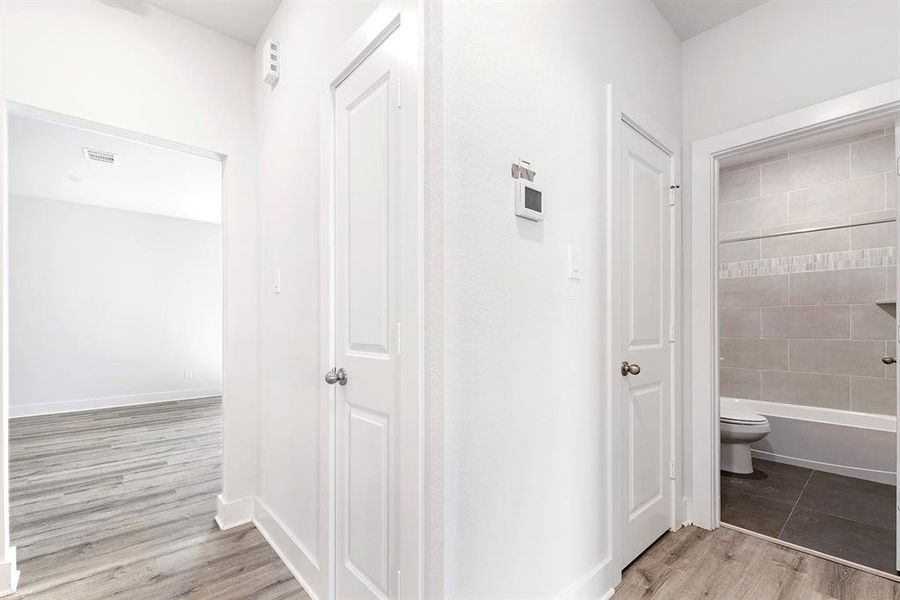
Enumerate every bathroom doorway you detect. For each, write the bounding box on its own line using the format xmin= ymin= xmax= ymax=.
xmin=688 ymin=80 xmax=900 ymax=580
xmin=716 ymin=116 xmax=899 ymax=575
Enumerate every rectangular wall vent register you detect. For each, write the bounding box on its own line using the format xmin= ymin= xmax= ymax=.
xmin=82 ymin=148 xmax=119 ymax=165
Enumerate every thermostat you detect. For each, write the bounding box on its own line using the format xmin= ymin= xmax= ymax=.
xmin=515 ymin=178 xmax=543 ymax=222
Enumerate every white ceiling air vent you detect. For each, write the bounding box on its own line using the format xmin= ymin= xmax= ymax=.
xmin=82 ymin=148 xmax=119 ymax=165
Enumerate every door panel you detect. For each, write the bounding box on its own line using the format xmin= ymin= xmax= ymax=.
xmin=628 ymin=383 xmax=663 ymax=518
xmin=346 ymin=406 xmax=390 ymax=591
xmin=620 ymin=122 xmax=672 ymax=566
xmin=334 ymin=31 xmax=402 ymax=600
xmin=347 ymin=76 xmax=391 ymax=356
xmin=628 ymin=155 xmax=663 ymax=348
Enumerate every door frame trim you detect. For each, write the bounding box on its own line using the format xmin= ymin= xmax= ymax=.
xmin=688 ymin=78 xmax=900 ymax=530
xmin=318 ymin=2 xmax=424 ymax=598
xmin=607 ymin=82 xmax=683 ymax=578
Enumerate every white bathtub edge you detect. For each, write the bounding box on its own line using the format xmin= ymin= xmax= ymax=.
xmin=723 ymin=397 xmax=896 ymax=433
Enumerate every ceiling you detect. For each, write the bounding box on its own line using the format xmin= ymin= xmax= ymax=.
xmin=145 ymin=0 xmax=281 ymax=46
xmin=9 ymin=115 xmax=222 ymax=224
xmin=652 ymin=0 xmax=766 ymax=40
xmin=140 ymin=0 xmax=754 ymax=48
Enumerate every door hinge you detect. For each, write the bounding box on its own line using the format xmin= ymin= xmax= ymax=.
xmin=896 ymin=156 xmax=899 ymax=176
xmin=668 ymin=184 xmax=680 ymax=206
xmin=669 ymin=459 xmax=676 ymax=480
xmin=669 ymin=324 xmax=676 ymax=343
xmin=394 ymin=322 xmax=402 ymax=355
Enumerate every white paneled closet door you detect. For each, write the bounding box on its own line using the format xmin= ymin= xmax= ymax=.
xmin=620 ymin=121 xmax=673 ymax=566
xmin=331 ymin=22 xmax=411 ymax=599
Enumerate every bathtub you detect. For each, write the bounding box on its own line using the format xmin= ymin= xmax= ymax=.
xmin=722 ymin=397 xmax=896 ymax=484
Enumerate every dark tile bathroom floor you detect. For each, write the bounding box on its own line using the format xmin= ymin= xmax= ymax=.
xmin=721 ymin=459 xmax=896 ymax=574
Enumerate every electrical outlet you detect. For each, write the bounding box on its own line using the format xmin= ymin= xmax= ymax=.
xmin=184 ymin=369 xmax=193 ymax=380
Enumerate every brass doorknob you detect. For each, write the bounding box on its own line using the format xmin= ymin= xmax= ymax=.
xmin=621 ymin=361 xmax=641 ymax=376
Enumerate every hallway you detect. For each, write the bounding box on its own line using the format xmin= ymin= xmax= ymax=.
xmin=8 ymin=398 xmax=306 ymax=599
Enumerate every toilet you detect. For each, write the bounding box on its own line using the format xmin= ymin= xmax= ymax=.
xmin=720 ymin=397 xmax=771 ymax=474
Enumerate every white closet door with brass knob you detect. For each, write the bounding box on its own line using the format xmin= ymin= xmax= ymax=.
xmin=619 ymin=121 xmax=673 ymax=566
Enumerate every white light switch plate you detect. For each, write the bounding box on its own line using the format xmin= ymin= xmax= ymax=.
xmin=273 ymin=267 xmax=281 ymax=294
xmin=568 ymin=245 xmax=582 ymax=280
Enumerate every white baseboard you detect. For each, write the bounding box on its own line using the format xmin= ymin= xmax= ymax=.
xmin=0 ymin=547 xmax=19 ymax=596
xmin=253 ymin=498 xmax=321 ymax=600
xmin=555 ymin=558 xmax=615 ymax=599
xmin=212 ymin=495 xmax=321 ymax=598
xmin=10 ymin=388 xmax=222 ymax=418
xmin=215 ymin=494 xmax=254 ymax=530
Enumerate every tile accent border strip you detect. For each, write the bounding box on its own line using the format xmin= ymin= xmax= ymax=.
xmin=718 ymin=247 xmax=895 ymax=279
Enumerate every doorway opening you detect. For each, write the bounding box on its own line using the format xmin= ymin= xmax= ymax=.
xmin=688 ymin=81 xmax=900 ymax=580
xmin=716 ymin=116 xmax=899 ymax=576
xmin=5 ymin=108 xmax=231 ymax=595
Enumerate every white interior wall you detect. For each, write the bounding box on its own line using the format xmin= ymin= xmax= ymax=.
xmin=253 ymin=1 xmax=380 ymax=596
xmin=683 ymin=0 xmax=900 ymax=143
xmin=682 ymin=0 xmax=900 ymax=514
xmin=0 ymin=0 xmax=259 ymax=533
xmin=1 ymin=0 xmax=895 ymax=597
xmin=9 ymin=195 xmax=222 ymax=417
xmin=440 ymin=1 xmax=681 ymax=596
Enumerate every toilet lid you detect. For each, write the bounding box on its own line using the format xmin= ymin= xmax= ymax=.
xmin=720 ymin=407 xmax=767 ymax=425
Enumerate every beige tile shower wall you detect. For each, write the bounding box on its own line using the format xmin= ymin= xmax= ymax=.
xmin=718 ymin=129 xmax=898 ymax=415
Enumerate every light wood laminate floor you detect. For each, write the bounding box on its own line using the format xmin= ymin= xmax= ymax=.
xmin=8 ymin=397 xmax=308 ymax=599
xmin=617 ymin=525 xmax=900 ymax=599
xmin=11 ymin=398 xmax=899 ymax=599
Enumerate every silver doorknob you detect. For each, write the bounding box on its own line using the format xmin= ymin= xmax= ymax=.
xmin=621 ymin=361 xmax=641 ymax=376
xmin=883 ymin=356 xmax=896 ymax=365
xmin=325 ymin=368 xmax=348 ymax=385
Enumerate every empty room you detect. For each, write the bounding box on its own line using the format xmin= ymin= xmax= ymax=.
xmin=7 ymin=113 xmax=226 ymax=596
xmin=0 ymin=0 xmax=899 ymax=599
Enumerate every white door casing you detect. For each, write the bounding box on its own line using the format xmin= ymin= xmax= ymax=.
xmin=894 ymin=118 xmax=900 ymax=574
xmin=619 ymin=122 xmax=673 ymax=566
xmin=330 ymin=9 xmax=419 ymax=599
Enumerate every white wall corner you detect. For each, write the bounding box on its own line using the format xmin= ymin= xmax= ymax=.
xmin=215 ymin=494 xmax=255 ymax=530
xmin=0 ymin=547 xmax=19 ymax=596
